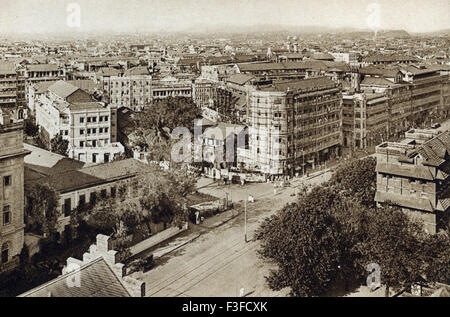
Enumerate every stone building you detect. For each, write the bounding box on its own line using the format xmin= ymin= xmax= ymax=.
xmin=240 ymin=77 xmax=342 ymax=176
xmin=34 ymin=80 xmax=124 ymax=164
xmin=0 ymin=62 xmax=26 ymax=121
xmin=342 ymin=92 xmax=389 ymax=150
xmin=375 ymin=129 xmax=450 ymax=234
xmin=0 ymin=117 xmax=30 ymax=274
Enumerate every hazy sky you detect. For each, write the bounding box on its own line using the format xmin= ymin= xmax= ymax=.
xmin=0 ymin=0 xmax=449 ymax=34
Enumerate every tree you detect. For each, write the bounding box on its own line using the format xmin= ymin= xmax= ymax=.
xmin=25 ymin=183 xmax=60 ymax=237
xmin=87 ymin=197 xmax=144 ymax=237
xmin=421 ymin=232 xmax=450 ymax=285
xmin=328 ymin=157 xmax=377 ymax=208
xmin=81 ymin=165 xmax=196 ymax=242
xmin=355 ymin=206 xmax=427 ymax=297
xmin=256 ymin=186 xmax=349 ymax=296
xmin=23 ymin=115 xmax=39 ymax=137
xmin=139 ymin=167 xmax=196 ymax=227
xmin=133 ymin=97 xmax=201 ymax=161
xmin=50 ymin=134 xmax=69 ymax=156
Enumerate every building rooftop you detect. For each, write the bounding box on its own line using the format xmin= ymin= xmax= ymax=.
xmin=227 ymin=73 xmax=255 ymax=86
xmin=26 ymin=64 xmax=60 ymax=72
xmin=258 ymin=76 xmax=337 ymax=93
xmin=24 ymin=144 xmax=144 ymax=193
xmin=48 ymin=80 xmax=80 ymax=99
xmin=123 ymin=66 xmax=151 ymax=77
xmin=19 ymin=258 xmax=131 ymax=297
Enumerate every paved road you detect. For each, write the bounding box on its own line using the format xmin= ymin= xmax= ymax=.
xmin=131 ymin=170 xmax=338 ymax=297
xmin=132 ymin=183 xmax=299 ymax=297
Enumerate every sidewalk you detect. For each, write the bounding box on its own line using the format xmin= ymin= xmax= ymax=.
xmin=198 ymin=205 xmax=243 ymax=229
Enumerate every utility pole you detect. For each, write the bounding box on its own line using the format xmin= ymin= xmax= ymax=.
xmin=244 ymin=197 xmax=247 ymax=243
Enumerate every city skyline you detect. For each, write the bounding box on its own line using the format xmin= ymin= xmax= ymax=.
xmin=0 ymin=0 xmax=449 ymax=35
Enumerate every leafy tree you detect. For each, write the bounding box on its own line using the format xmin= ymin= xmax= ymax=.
xmin=133 ymin=97 xmax=201 ymax=161
xmin=81 ymin=165 xmax=196 ymax=242
xmin=23 ymin=115 xmax=39 ymax=137
xmin=355 ymin=206 xmax=427 ymax=297
xmin=328 ymin=157 xmax=377 ymax=208
xmin=139 ymin=167 xmax=196 ymax=227
xmin=256 ymin=187 xmax=348 ymax=296
xmin=50 ymin=134 xmax=69 ymax=156
xmin=421 ymin=233 xmax=450 ymax=285
xmin=86 ymin=196 xmax=143 ymax=237
xmin=24 ymin=183 xmax=60 ymax=237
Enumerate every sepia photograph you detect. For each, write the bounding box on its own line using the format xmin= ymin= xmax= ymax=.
xmin=0 ymin=0 xmax=449 ymax=307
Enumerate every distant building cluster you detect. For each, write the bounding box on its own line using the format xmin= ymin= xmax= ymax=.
xmin=0 ymin=30 xmax=449 ymax=279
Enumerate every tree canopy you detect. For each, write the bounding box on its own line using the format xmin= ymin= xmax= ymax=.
xmin=50 ymin=134 xmax=69 ymax=157
xmin=25 ymin=183 xmax=60 ymax=237
xmin=132 ymin=97 xmax=201 ymax=162
xmin=257 ymin=157 xmax=449 ymax=297
xmin=75 ymin=164 xmax=197 ymax=243
xmin=327 ymin=157 xmax=377 ymax=208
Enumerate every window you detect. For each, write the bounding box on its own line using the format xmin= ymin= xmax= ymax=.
xmin=1 ymin=243 xmax=9 ymax=264
xmin=99 ymin=128 xmax=103 ymax=133
xmin=111 ymin=187 xmax=116 ymax=198
xmin=92 ymin=140 xmax=97 ymax=147
xmin=3 ymin=175 xmax=11 ymax=187
xmin=90 ymin=192 xmax=97 ymax=204
xmin=87 ymin=128 xmax=91 ymax=134
xmin=99 ymin=116 xmax=103 ymax=122
xmin=105 ymin=127 xmax=109 ymax=133
xmin=93 ymin=117 xmax=97 ymax=122
xmin=3 ymin=205 xmax=11 ymax=225
xmin=101 ymin=189 xmax=107 ymax=198
xmin=80 ymin=117 xmax=85 ymax=123
xmin=104 ymin=116 xmax=109 ymax=122
xmin=87 ymin=117 xmax=91 ymax=123
xmin=80 ymin=141 xmax=84 ymax=147
xmin=92 ymin=128 xmax=96 ymax=134
xmin=80 ymin=129 xmax=84 ymax=135
xmin=79 ymin=194 xmax=86 ymax=206
xmin=64 ymin=198 xmax=71 ymax=217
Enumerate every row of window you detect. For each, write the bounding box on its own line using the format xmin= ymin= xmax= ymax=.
xmin=62 ymin=186 xmax=118 ymax=217
xmin=79 ymin=139 xmax=109 ymax=148
xmin=80 ymin=127 xmax=109 ymax=135
xmin=79 ymin=116 xmax=109 ymax=123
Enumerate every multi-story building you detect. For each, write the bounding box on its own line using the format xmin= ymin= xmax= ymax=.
xmin=151 ymin=77 xmax=192 ymax=100
xmin=24 ymin=145 xmax=150 ymax=238
xmin=240 ymin=77 xmax=342 ymax=176
xmin=0 ymin=63 xmax=26 ymax=121
xmin=34 ymin=80 xmax=124 ymax=164
xmin=362 ymin=54 xmax=420 ymax=66
xmin=400 ymin=66 xmax=445 ymax=124
xmin=342 ymin=92 xmax=389 ymax=150
xmin=193 ymin=78 xmax=217 ymax=108
xmin=99 ymin=66 xmax=152 ymax=112
xmin=0 ymin=115 xmax=30 ymax=274
xmin=375 ymin=129 xmax=450 ymax=234
xmin=20 ymin=64 xmax=65 ymax=100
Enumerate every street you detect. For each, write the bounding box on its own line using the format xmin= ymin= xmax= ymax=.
xmin=131 ymin=119 xmax=450 ymax=297
xmin=131 ymin=172 xmax=333 ymax=297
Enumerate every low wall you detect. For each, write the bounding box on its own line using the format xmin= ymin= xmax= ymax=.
xmin=129 ymin=222 xmax=189 ymax=257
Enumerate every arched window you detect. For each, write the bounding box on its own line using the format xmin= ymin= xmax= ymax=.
xmin=1 ymin=242 xmax=10 ymax=264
